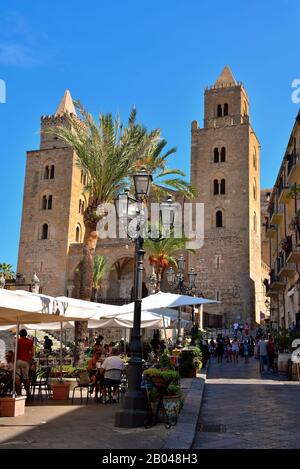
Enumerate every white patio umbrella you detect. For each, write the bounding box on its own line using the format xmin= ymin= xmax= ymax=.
xmin=120 ymin=291 xmax=219 ymax=313
xmin=0 ymin=289 xmax=92 ymax=394
xmin=88 ymin=311 xmax=171 ymax=329
xmin=55 ymin=296 xmax=122 ymax=317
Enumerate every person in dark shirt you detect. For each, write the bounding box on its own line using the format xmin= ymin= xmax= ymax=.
xmin=43 ymin=336 xmax=53 ymax=353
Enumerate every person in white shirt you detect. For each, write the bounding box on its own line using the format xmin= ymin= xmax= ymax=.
xmin=100 ymin=347 xmax=125 ymax=403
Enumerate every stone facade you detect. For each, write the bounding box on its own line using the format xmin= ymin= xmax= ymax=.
xmin=189 ymin=66 xmax=262 ymax=325
xmin=17 ymin=93 xmax=86 ymax=296
xmin=18 ymin=74 xmax=266 ymax=327
xmin=266 ymin=111 xmax=300 ymax=329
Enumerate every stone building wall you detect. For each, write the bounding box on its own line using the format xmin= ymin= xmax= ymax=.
xmin=189 ymin=66 xmax=262 ymax=326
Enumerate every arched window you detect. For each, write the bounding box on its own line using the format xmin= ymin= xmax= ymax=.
xmin=224 ymin=103 xmax=229 ymax=116
xmin=75 ymin=225 xmax=82 ymax=243
xmin=80 ymin=171 xmax=83 ymax=184
xmin=42 ymin=195 xmax=47 ymax=210
xmin=79 ymin=200 xmax=82 ymax=213
xmin=221 ymin=147 xmax=226 ymax=162
xmin=216 ymin=210 xmax=223 ymax=228
xmin=214 ymin=148 xmax=219 ymax=163
xmin=220 ymin=179 xmax=226 ymax=195
xmin=41 ymin=224 xmax=48 ymax=240
xmin=217 ymin=104 xmax=223 ymax=117
xmin=44 ymin=166 xmax=49 ymax=179
xmin=42 ymin=195 xmax=52 ymax=210
xmin=253 ymin=212 xmax=257 ymax=232
xmin=50 ymin=165 xmax=55 ymax=179
xmin=81 ymin=200 xmax=85 ymax=214
xmin=213 ymin=179 xmax=219 ymax=195
xmin=253 ymin=178 xmax=257 ymax=200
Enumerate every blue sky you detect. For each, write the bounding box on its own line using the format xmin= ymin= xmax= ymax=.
xmin=0 ymin=0 xmax=299 ymax=270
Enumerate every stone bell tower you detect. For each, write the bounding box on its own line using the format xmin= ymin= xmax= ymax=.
xmin=189 ymin=65 xmax=261 ymax=325
xmin=17 ymin=90 xmax=86 ymax=296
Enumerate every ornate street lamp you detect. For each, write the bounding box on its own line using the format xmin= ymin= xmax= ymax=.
xmin=115 ymin=167 xmax=152 ymax=428
xmin=167 ymin=258 xmax=201 ymax=346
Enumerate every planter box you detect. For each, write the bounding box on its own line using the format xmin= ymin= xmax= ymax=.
xmin=0 ymin=396 xmax=26 ymax=417
xmin=51 ymin=383 xmax=71 ymax=400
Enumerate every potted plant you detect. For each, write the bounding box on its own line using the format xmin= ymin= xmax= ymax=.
xmin=178 ymin=348 xmax=202 ymax=378
xmin=51 ymin=379 xmax=71 ymax=400
xmin=143 ymin=368 xmax=179 ymax=388
xmin=289 ymin=210 xmax=300 ymax=235
xmin=162 ymin=383 xmax=183 ymax=426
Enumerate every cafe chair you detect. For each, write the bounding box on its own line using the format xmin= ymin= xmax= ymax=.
xmin=72 ymin=370 xmax=94 ymax=405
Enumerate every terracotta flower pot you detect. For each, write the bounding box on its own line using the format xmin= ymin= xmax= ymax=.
xmin=51 ymin=382 xmax=70 ymax=400
xmin=0 ymin=396 xmax=26 ymax=417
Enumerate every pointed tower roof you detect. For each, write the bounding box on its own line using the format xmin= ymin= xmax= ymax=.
xmin=55 ymin=89 xmax=77 ymax=116
xmin=214 ymin=65 xmax=236 ymax=86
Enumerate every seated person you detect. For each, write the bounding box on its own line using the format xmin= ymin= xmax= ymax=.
xmin=100 ymin=347 xmax=125 ymax=403
xmin=103 ymin=344 xmax=110 ymax=356
xmin=93 ymin=340 xmax=102 ymax=354
xmin=108 ymin=341 xmax=116 ymax=355
xmin=87 ymin=351 xmax=103 ymax=399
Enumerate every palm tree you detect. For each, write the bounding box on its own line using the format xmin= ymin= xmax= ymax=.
xmin=0 ymin=263 xmax=15 ymax=279
xmin=46 ymin=102 xmax=196 ymax=364
xmin=92 ymin=255 xmax=107 ymax=302
xmin=131 ymin=139 xmax=196 ymax=201
xmin=144 ymin=231 xmax=195 ymax=293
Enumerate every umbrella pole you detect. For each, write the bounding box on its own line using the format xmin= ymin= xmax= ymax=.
xmin=162 ymin=313 xmax=167 ymax=344
xmin=60 ymin=321 xmax=63 ymax=382
xmin=12 ymin=319 xmax=20 ymax=397
xmin=34 ymin=330 xmax=37 ymax=358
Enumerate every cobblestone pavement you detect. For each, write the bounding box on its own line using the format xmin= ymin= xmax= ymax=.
xmin=193 ymin=357 xmax=300 ymax=449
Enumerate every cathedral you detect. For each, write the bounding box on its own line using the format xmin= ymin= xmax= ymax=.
xmin=17 ymin=66 xmax=266 ymax=326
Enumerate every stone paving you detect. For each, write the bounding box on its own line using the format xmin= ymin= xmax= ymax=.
xmin=0 ymin=379 xmax=196 ymax=449
xmin=193 ymin=356 xmax=300 ymax=449
xmin=0 ymin=395 xmax=169 ymax=449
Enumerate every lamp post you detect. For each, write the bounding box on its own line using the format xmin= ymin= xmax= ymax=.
xmin=166 ymin=256 xmax=200 ymax=346
xmin=115 ymin=167 xmax=152 ymax=428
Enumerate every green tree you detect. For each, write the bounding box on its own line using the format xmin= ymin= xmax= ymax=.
xmin=46 ymin=102 xmax=191 ymax=364
xmin=92 ymin=255 xmax=107 ymax=302
xmin=0 ymin=263 xmax=15 ymax=279
xmin=144 ymin=230 xmax=195 ymax=292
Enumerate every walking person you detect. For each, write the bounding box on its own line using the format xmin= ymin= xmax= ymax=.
xmin=258 ymin=335 xmax=269 ymax=373
xmin=216 ymin=338 xmax=224 ymax=364
xmin=15 ymin=329 xmax=34 ymax=400
xmin=244 ymin=322 xmax=250 ymax=336
xmin=232 ymin=337 xmax=239 ymax=364
xmin=226 ymin=340 xmax=233 ymax=363
xmin=233 ymin=321 xmax=239 ymax=336
xmin=243 ymin=339 xmax=250 ymax=364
